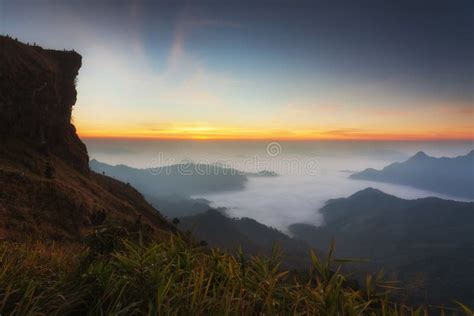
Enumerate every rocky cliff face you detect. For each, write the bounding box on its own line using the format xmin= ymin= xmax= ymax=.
xmin=0 ymin=36 xmax=174 ymax=241
xmin=0 ymin=36 xmax=88 ymax=172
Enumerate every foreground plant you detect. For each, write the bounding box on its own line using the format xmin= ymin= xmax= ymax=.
xmin=0 ymin=226 xmax=471 ymax=315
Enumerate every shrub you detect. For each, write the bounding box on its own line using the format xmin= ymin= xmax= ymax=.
xmin=0 ymin=230 xmax=471 ymax=315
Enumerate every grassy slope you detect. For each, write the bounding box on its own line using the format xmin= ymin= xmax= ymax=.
xmin=0 ymin=140 xmax=176 ymax=241
xmin=3 ymin=229 xmax=468 ymax=315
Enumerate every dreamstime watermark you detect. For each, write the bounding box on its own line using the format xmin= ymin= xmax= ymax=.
xmin=266 ymin=142 xmax=282 ymax=157
xmin=147 ymin=142 xmax=319 ymax=176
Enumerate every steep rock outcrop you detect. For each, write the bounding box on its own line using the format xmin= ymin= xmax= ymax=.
xmin=0 ymin=36 xmax=88 ymax=172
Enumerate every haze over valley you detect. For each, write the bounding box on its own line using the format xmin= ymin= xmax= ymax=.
xmin=86 ymin=140 xmax=474 ymax=304
xmin=87 ymin=140 xmax=474 ymax=231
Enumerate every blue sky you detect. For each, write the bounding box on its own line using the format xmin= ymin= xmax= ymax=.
xmin=1 ymin=0 xmax=473 ymax=139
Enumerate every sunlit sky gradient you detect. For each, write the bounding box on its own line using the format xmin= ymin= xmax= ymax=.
xmin=1 ymin=0 xmax=473 ymax=140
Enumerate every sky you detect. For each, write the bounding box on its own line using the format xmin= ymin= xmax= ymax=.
xmin=1 ymin=0 xmax=473 ymax=140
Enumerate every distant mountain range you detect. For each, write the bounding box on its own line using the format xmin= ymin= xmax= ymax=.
xmin=90 ymin=160 xmax=279 ymax=218
xmin=89 ymin=159 xmax=248 ymax=197
xmin=350 ymin=150 xmax=474 ymax=199
xmin=90 ymin=159 xmax=278 ymax=196
xmin=290 ymin=188 xmax=474 ymax=305
xmin=247 ymin=170 xmax=278 ymax=177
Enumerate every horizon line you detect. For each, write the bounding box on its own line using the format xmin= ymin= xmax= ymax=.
xmin=78 ymin=134 xmax=474 ymax=142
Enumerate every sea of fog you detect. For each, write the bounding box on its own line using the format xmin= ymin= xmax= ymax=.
xmin=84 ymin=139 xmax=474 ymax=232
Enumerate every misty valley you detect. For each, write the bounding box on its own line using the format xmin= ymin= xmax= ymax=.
xmin=87 ymin=140 xmax=474 ymax=306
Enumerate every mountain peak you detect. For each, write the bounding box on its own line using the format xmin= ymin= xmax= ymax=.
xmin=350 ymin=149 xmax=474 ymax=199
xmin=411 ymin=151 xmax=429 ymax=159
xmin=350 ymin=187 xmax=386 ymax=198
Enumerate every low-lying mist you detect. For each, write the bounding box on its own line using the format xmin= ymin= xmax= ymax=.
xmin=85 ymin=139 xmax=474 ymax=232
xmin=192 ymin=158 xmax=466 ymax=232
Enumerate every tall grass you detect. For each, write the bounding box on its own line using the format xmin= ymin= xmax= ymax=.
xmin=0 ymin=226 xmax=471 ymax=315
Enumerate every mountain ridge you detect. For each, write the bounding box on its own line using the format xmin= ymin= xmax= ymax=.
xmin=350 ymin=150 xmax=474 ymax=199
xmin=89 ymin=159 xmax=248 ymax=197
xmin=290 ymin=187 xmax=474 ymax=305
xmin=179 ymin=209 xmax=312 ymax=269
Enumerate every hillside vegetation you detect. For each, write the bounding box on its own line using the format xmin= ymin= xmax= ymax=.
xmin=3 ymin=224 xmax=470 ymax=315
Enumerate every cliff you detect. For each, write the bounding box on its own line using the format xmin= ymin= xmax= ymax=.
xmin=0 ymin=36 xmax=88 ymax=172
xmin=0 ymin=36 xmax=175 ymax=241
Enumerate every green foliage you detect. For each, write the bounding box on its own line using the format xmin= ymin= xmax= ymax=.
xmin=0 ymin=231 xmax=471 ymax=315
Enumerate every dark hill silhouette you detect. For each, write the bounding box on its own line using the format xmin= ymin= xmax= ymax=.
xmin=350 ymin=151 xmax=474 ymax=199
xmin=0 ymin=36 xmax=175 ymax=241
xmin=290 ymin=188 xmax=474 ymax=305
xmin=179 ymin=209 xmax=311 ymax=269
